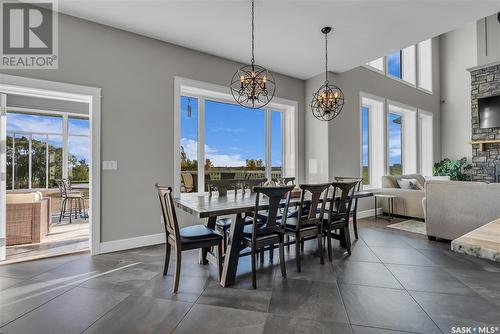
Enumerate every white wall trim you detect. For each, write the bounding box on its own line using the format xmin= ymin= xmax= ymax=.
xmin=0 ymin=74 xmax=102 ymax=256
xmin=100 ymin=233 xmax=165 ymax=254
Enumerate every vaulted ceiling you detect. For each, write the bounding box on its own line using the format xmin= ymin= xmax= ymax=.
xmin=58 ymin=0 xmax=500 ymax=79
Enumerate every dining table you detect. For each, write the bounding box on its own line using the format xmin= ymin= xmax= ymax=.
xmin=175 ymin=189 xmax=374 ymax=287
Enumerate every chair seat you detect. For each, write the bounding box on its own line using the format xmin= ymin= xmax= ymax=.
xmin=281 ymin=217 xmax=318 ymax=230
xmin=179 ymin=225 xmax=222 ymax=243
xmin=242 ymin=225 xmax=281 ymax=243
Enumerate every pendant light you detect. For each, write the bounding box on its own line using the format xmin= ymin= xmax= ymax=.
xmin=311 ymin=27 xmax=344 ymax=121
xmin=230 ymin=0 xmax=276 ymax=109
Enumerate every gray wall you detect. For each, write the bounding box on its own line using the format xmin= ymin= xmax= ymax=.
xmin=1 ymin=14 xmax=306 ymax=242
xmin=477 ymin=13 xmax=500 ymax=66
xmin=439 ymin=21 xmax=477 ymax=160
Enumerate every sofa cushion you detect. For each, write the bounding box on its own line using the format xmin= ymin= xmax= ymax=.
xmin=6 ymin=192 xmax=43 ymax=204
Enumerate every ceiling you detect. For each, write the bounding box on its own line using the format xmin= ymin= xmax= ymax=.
xmin=58 ymin=0 xmax=500 ymax=79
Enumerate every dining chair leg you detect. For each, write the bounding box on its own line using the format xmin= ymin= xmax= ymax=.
xmin=163 ymin=242 xmax=171 ymax=276
xmin=327 ymin=227 xmax=333 ymax=262
xmin=295 ymin=233 xmax=301 ymax=272
xmin=68 ymin=199 xmax=73 ymax=224
xmin=173 ymin=250 xmax=182 ymax=293
xmin=269 ymin=244 xmax=274 ymax=263
xmin=301 ymin=239 xmax=305 ymax=252
xmin=279 ymin=238 xmax=287 ymax=278
xmin=286 ymin=235 xmax=290 ymax=252
xmin=81 ymin=198 xmax=87 ymax=220
xmin=74 ymin=198 xmax=78 ymax=220
xmin=344 ymin=227 xmax=352 ymax=255
xmin=317 ymin=227 xmax=324 ymax=265
xmin=217 ymin=241 xmax=223 ymax=282
xmin=260 ymin=248 xmax=265 ymax=265
xmin=251 ymin=248 xmax=257 ymax=289
xmin=353 ymin=213 xmax=359 ymax=240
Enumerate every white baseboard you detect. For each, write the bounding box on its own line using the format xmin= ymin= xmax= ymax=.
xmin=99 ymin=233 xmax=165 ymax=254
xmin=357 ymin=208 xmax=382 ymax=219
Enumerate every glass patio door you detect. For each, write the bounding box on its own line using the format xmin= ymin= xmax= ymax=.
xmin=0 ymin=93 xmax=7 ymax=260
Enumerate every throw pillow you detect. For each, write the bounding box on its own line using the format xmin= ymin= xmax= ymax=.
xmin=407 ymin=178 xmax=424 ymax=190
xmin=396 ymin=179 xmax=412 ymax=189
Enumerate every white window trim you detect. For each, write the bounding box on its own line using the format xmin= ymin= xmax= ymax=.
xmin=364 ymin=39 xmax=433 ymax=95
xmin=387 ymin=100 xmax=417 ymax=175
xmin=360 ymin=92 xmax=386 ymax=190
xmin=417 ymin=110 xmax=434 ymax=177
xmin=174 ymin=77 xmax=298 ymax=196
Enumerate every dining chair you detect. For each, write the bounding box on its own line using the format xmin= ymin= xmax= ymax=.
xmin=156 ymin=184 xmax=223 ymax=293
xmin=283 ymin=177 xmax=296 ymax=185
xmin=334 ymin=176 xmax=363 ymax=239
xmin=56 ymin=179 xmax=86 ymax=224
xmin=323 ymin=181 xmax=357 ymax=261
xmin=284 ymin=183 xmax=330 ymax=272
xmin=181 ymin=172 xmax=195 ymax=193
xmin=241 ymin=185 xmax=294 ymax=288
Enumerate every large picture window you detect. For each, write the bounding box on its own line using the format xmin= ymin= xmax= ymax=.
xmin=176 ymin=79 xmax=297 ymax=194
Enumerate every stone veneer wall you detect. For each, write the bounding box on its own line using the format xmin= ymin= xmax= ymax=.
xmin=470 ymin=64 xmax=500 ymax=182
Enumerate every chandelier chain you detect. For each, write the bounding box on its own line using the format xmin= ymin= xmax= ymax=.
xmin=251 ymin=0 xmax=255 ymax=65
xmin=325 ymin=30 xmax=328 ymax=83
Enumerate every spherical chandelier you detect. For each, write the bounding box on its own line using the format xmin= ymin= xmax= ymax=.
xmin=230 ymin=0 xmax=276 ymax=109
xmin=311 ymin=27 xmax=344 ymax=121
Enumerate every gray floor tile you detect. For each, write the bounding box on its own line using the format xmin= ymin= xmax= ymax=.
xmin=370 ymin=247 xmax=437 ymax=266
xmin=340 ymin=284 xmax=441 ymax=333
xmin=197 ymin=281 xmax=272 ymax=312
xmin=411 ymin=290 xmax=500 ymax=333
xmin=0 ymin=286 xmax=128 ymax=334
xmin=263 ymin=314 xmax=353 ymax=334
xmin=387 ymin=264 xmax=478 ymax=296
xmin=351 ymin=325 xmax=417 ymax=334
xmin=282 ymin=254 xmax=338 ymax=283
xmin=332 ymin=245 xmax=381 ymax=263
xmin=0 ymin=276 xmax=24 ymax=291
xmin=0 ymin=279 xmax=74 ymax=327
xmin=79 ymin=262 xmax=161 ymax=293
xmin=31 ymin=257 xmax=136 ymax=285
xmin=335 ymin=261 xmax=403 ymax=289
xmin=0 ymin=255 xmax=80 ymax=279
xmin=82 ymin=295 xmax=191 ymax=334
xmin=445 ymin=268 xmax=500 ymax=307
xmin=269 ymin=279 xmax=349 ymax=323
xmin=359 ymin=230 xmax=413 ymax=248
xmin=173 ymin=304 xmax=267 ymax=334
xmin=417 ymin=248 xmax=484 ymax=270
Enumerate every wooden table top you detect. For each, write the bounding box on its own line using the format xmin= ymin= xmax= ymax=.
xmin=175 ymin=189 xmax=374 ymax=218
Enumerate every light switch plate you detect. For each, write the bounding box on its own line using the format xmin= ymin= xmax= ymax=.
xmin=102 ymin=160 xmax=118 ymax=170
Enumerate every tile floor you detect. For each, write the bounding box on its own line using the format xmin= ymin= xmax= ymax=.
xmin=0 ymin=217 xmax=499 ymax=334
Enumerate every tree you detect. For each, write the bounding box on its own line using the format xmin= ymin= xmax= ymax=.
xmin=180 ymin=145 xmax=198 ymax=171
xmin=245 ymin=159 xmax=263 ymax=170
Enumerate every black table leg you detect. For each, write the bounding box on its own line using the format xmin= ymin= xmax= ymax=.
xmin=200 ymin=216 xmax=217 ymax=265
xmin=221 ymin=213 xmax=245 ymax=287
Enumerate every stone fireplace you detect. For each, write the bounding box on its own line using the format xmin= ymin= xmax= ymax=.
xmin=470 ymin=64 xmax=500 ymax=182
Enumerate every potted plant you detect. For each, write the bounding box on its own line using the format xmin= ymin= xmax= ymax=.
xmin=433 ymin=157 xmax=472 ymax=181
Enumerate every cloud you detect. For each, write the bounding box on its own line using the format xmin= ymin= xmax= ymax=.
xmin=68 ymin=136 xmax=90 ymax=161
xmin=7 ymin=113 xmax=63 ymax=134
xmin=210 ymin=127 xmax=244 ymax=134
xmin=180 ymin=137 xmax=247 ymax=167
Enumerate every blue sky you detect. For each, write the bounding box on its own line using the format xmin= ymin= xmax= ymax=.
xmin=361 ymin=107 xmax=402 ymax=166
xmin=181 ymin=96 xmax=282 ymax=167
xmin=388 ymin=51 xmax=402 ymax=78
xmin=7 ymin=113 xmax=90 ymax=161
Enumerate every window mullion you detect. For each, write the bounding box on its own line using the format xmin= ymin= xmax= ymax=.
xmin=46 ymin=135 xmax=49 ymax=189
xmin=198 ymin=97 xmax=205 ymax=193
xmin=62 ymin=114 xmax=68 ymax=180
xmin=28 ymin=135 xmax=32 ymax=189
xmin=265 ymin=109 xmax=271 ymax=181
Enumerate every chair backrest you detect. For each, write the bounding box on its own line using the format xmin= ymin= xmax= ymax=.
xmin=296 ymin=183 xmax=331 ymax=229
xmin=283 ymin=177 xmax=296 ymax=185
xmin=156 ymin=184 xmax=181 ymax=241
xmin=181 ymin=172 xmax=194 ymax=192
xmin=251 ymin=186 xmax=294 ymax=240
xmin=334 ymin=177 xmax=363 ymax=212
xmin=328 ymin=181 xmax=358 ymax=222
xmin=242 ymin=178 xmax=267 ymax=192
xmin=56 ymin=179 xmax=70 ymax=197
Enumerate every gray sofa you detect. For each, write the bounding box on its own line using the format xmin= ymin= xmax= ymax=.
xmin=381 ymin=174 xmax=426 ymax=219
xmin=424 ymin=180 xmax=500 ymax=240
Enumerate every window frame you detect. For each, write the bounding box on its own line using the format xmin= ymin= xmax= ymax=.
xmin=417 ymin=110 xmax=434 ymax=177
xmin=6 ymin=107 xmax=90 ymax=190
xmin=364 ymin=39 xmax=433 ymax=94
xmin=174 ymin=77 xmax=298 ymax=196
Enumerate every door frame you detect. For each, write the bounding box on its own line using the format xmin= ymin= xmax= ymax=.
xmin=0 ymin=74 xmax=102 ymax=255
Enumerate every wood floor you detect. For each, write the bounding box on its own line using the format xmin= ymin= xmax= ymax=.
xmin=0 ymin=217 xmax=499 ymax=333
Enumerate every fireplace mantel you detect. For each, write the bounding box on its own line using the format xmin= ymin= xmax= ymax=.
xmin=470 ymin=139 xmax=500 ymax=151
